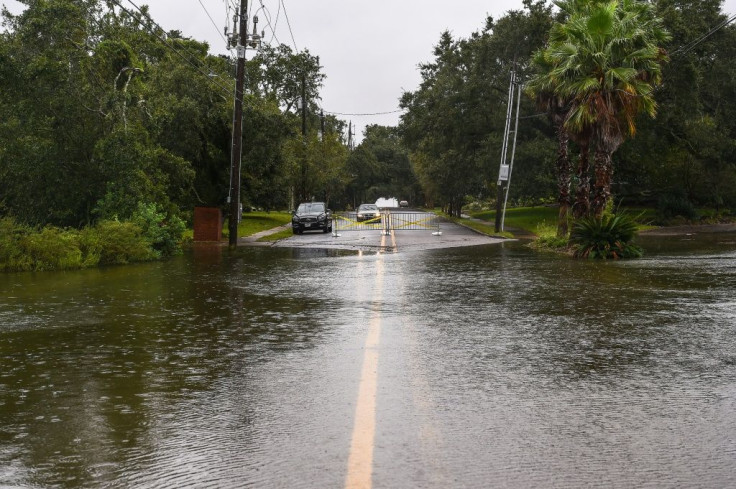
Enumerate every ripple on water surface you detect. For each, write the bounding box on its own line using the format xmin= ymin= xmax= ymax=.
xmin=1 ymin=242 xmax=735 ymax=487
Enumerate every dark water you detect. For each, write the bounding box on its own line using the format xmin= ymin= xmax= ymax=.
xmin=1 ymin=234 xmax=735 ymax=488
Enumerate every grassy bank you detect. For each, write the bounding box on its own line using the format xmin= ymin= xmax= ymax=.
xmin=183 ymin=211 xmax=293 ymax=241
xmin=257 ymin=227 xmax=294 ymax=242
xmin=229 ymin=211 xmax=292 ymax=238
xmin=468 ymin=206 xmax=559 ymax=236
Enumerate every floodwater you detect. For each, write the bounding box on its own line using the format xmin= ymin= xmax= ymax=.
xmin=1 ymin=231 xmax=735 ymax=488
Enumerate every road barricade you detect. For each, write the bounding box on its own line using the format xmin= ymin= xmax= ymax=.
xmin=332 ymin=210 xmax=440 ymax=236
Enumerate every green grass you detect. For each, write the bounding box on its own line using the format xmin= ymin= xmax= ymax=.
xmin=219 ymin=211 xmax=292 ymax=238
xmin=468 ymin=206 xmax=664 ymax=235
xmin=425 ymin=209 xmax=513 ymax=238
xmin=469 ymin=206 xmax=559 ymax=235
xmin=257 ymin=227 xmax=294 ymax=242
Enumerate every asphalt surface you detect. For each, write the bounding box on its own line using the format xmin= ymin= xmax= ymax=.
xmin=273 ymin=210 xmax=507 ymax=252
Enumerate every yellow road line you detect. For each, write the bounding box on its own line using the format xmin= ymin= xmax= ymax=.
xmin=345 ymin=255 xmax=384 ymax=489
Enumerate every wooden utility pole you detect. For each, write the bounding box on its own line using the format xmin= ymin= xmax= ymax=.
xmin=228 ymin=0 xmax=248 ymax=248
xmin=300 ymin=73 xmax=307 ymax=202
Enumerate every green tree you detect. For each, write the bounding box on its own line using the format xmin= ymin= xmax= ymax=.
xmin=400 ymin=1 xmax=555 ymax=217
xmin=542 ymin=0 xmax=670 ymax=217
xmin=527 ymin=51 xmax=573 ymax=236
xmin=351 ymin=125 xmax=419 ymax=207
xmin=615 ymin=0 xmax=736 ymax=214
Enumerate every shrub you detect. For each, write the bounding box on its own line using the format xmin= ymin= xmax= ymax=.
xmin=657 ymin=193 xmax=698 ymax=223
xmin=0 ymin=213 xmax=180 ymax=272
xmin=570 ymin=214 xmax=643 ymax=259
xmin=0 ymin=218 xmax=32 ymax=272
xmin=89 ymin=220 xmax=157 ymax=265
xmin=22 ymin=227 xmax=83 ymax=271
xmin=131 ymin=202 xmax=186 ymax=258
xmin=529 ymin=223 xmax=570 ymax=252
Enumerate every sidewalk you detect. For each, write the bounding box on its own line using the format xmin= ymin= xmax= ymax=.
xmin=238 ymin=223 xmax=291 ymax=246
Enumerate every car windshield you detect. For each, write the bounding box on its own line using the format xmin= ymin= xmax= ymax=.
xmin=297 ymin=203 xmax=325 ymax=213
xmin=358 ymin=205 xmax=378 ymax=211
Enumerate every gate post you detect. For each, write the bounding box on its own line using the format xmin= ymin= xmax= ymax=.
xmin=432 ymin=213 xmax=442 ymax=236
xmin=382 ymin=209 xmax=391 ymax=236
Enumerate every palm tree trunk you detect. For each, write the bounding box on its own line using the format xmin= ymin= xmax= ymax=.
xmin=592 ymin=149 xmax=613 ymax=218
xmin=556 ymin=124 xmax=571 ymax=237
xmin=573 ymin=144 xmax=591 ymax=219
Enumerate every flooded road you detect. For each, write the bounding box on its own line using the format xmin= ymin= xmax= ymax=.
xmin=1 ymin=229 xmax=735 ymax=488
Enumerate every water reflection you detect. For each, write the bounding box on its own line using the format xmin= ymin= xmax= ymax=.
xmin=1 ymin=234 xmax=735 ymax=487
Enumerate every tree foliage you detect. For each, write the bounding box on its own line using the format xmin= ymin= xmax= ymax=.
xmin=399 ymin=1 xmax=555 ymax=216
xmin=2 ymin=0 xmax=736 ymax=245
xmin=0 ymin=0 xmax=351 ymax=234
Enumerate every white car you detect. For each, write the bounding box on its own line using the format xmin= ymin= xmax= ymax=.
xmin=356 ymin=204 xmax=380 ymax=222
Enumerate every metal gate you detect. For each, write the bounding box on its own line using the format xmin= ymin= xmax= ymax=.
xmin=332 ymin=210 xmax=440 ymax=236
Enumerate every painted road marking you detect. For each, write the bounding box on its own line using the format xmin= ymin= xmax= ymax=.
xmin=345 ymin=254 xmax=385 ymax=489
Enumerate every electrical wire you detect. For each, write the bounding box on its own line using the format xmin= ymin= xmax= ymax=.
xmin=109 ymin=0 xmax=237 ymax=101
xmin=267 ymin=0 xmax=282 ymax=45
xmin=322 ymin=108 xmax=406 ymax=117
xmin=196 ymin=0 xmax=228 ymax=46
xmin=519 ymin=112 xmax=547 ymax=120
xmin=280 ymin=0 xmax=298 ymax=51
xmin=672 ymin=13 xmax=736 ymax=57
xmin=256 ymin=0 xmax=281 ymax=46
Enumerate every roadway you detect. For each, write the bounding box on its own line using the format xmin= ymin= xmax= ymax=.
xmin=273 ymin=209 xmax=506 ymax=253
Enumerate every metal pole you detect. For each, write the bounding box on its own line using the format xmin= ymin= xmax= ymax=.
xmin=228 ymin=0 xmax=247 ymax=248
xmin=495 ymin=70 xmax=516 ymax=232
xmin=500 ymin=78 xmax=523 ymax=232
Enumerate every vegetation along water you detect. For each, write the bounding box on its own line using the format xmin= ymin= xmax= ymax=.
xmin=2 ymin=1 xmax=735 ymax=262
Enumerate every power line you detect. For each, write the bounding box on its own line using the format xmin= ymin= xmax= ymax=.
xmin=108 ymin=0 xmax=237 ymax=101
xmin=322 ymin=108 xmax=405 ymax=117
xmin=256 ymin=0 xmax=281 ymax=46
xmin=672 ymin=13 xmax=736 ymax=57
xmin=519 ymin=112 xmax=547 ymax=120
xmin=195 ymin=0 xmax=228 ymax=46
xmin=280 ymin=0 xmax=298 ymax=51
xmin=267 ymin=0 xmax=282 ymax=45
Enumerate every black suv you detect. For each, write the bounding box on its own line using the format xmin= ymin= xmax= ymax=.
xmin=292 ymin=202 xmax=332 ymax=234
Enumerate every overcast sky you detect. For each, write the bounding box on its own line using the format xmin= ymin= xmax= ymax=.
xmin=4 ymin=0 xmax=736 ymax=141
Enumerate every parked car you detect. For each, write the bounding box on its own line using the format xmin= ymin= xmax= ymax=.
xmin=399 ymin=200 xmax=409 ymax=208
xmin=356 ymin=203 xmax=380 ymax=222
xmin=292 ymin=202 xmax=332 ymax=234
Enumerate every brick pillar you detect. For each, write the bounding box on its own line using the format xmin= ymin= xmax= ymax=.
xmin=193 ymin=207 xmax=223 ymax=242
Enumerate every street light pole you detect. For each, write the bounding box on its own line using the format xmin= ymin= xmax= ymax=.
xmin=228 ymin=0 xmax=248 ymax=249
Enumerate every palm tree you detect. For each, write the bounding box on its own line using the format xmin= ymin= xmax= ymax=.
xmin=548 ymin=0 xmax=670 ymax=217
xmin=527 ymin=52 xmax=575 ymax=237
